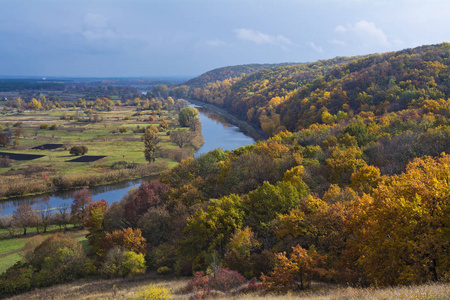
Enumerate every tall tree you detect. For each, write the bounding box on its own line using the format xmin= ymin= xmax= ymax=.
xmin=142 ymin=126 xmax=160 ymax=163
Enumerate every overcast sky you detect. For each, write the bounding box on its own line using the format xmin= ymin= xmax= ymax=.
xmin=1 ymin=0 xmax=449 ymax=78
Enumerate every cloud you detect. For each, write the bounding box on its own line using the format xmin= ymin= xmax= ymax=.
xmin=334 ymin=20 xmax=389 ymax=46
xmin=82 ymin=13 xmax=118 ymax=40
xmin=235 ymin=28 xmax=292 ymax=47
xmin=308 ymin=42 xmax=324 ymax=53
xmin=329 ymin=39 xmax=346 ymax=46
xmin=206 ymin=39 xmax=227 ymax=47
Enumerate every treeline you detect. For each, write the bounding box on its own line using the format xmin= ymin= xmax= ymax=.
xmin=0 ymin=81 xmax=65 ymax=92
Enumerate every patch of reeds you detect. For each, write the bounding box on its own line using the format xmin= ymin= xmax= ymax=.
xmin=0 ymin=162 xmax=166 ymax=199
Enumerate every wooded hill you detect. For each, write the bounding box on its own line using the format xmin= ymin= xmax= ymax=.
xmin=187 ymin=43 xmax=450 ymax=134
xmin=184 ymin=63 xmax=293 ymax=88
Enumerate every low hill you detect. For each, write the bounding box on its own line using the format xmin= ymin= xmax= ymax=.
xmin=184 ymin=63 xmax=293 ymax=88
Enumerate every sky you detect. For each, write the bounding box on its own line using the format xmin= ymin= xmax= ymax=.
xmin=1 ymin=0 xmax=450 ymax=78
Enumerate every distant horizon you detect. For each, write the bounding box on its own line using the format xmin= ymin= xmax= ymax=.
xmin=2 ymin=0 xmax=449 ymax=77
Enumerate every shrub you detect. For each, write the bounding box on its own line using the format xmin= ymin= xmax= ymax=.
xmin=101 ymin=247 xmax=146 ymax=278
xmin=156 ymin=266 xmax=171 ymax=275
xmin=0 ymin=262 xmax=34 ymax=295
xmin=49 ymin=124 xmax=57 ymax=130
xmin=118 ymin=126 xmax=128 ymax=133
xmin=39 ymin=124 xmax=48 ymax=129
xmin=132 ymin=285 xmax=172 ymax=300
xmin=69 ymin=145 xmax=88 ymax=155
xmin=209 ymin=268 xmax=246 ymax=292
xmin=186 ymin=268 xmax=246 ymax=296
xmin=0 ymin=157 xmax=12 ymax=167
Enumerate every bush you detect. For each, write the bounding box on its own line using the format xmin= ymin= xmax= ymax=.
xmin=49 ymin=124 xmax=57 ymax=130
xmin=0 ymin=262 xmax=34 ymax=295
xmin=186 ymin=268 xmax=246 ymax=296
xmin=69 ymin=145 xmax=88 ymax=156
xmin=0 ymin=157 xmax=12 ymax=167
xmin=156 ymin=266 xmax=171 ymax=275
xmin=39 ymin=124 xmax=48 ymax=129
xmin=118 ymin=127 xmax=128 ymax=133
xmin=132 ymin=285 xmax=172 ymax=300
xmin=101 ymin=247 xmax=146 ymax=278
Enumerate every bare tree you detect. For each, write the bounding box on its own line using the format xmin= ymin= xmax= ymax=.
xmin=170 ymin=129 xmax=194 ymax=148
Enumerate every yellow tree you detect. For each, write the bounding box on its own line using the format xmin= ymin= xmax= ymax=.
xmin=347 ymin=154 xmax=450 ymax=285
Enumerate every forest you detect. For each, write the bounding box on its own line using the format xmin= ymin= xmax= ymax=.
xmin=1 ymin=43 xmax=449 ymax=298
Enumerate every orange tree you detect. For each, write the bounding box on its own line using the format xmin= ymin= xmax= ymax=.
xmin=347 ymin=153 xmax=450 ymax=285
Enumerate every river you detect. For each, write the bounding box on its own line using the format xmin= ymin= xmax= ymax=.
xmin=0 ymin=104 xmax=256 ymax=216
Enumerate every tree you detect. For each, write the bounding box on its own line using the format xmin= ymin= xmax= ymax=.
xmin=189 ymin=117 xmax=202 ymax=132
xmin=347 ymin=154 xmax=450 ymax=285
xmin=85 ymin=199 xmax=109 ymax=257
xmin=101 ymin=227 xmax=147 ymax=255
xmin=170 ymin=129 xmax=194 ymax=148
xmin=326 ymin=147 xmax=366 ymax=186
xmin=261 ymin=245 xmax=325 ymax=291
xmin=69 ymin=145 xmax=88 ymax=156
xmin=244 ymin=181 xmax=304 ymax=236
xmin=26 ymin=98 xmax=42 ymax=110
xmin=70 ymin=188 xmax=93 ymax=226
xmin=182 ymin=194 xmax=245 ymax=269
xmin=101 ymin=247 xmax=146 ymax=278
xmin=12 ymin=204 xmax=39 ymax=235
xmin=142 ymin=126 xmax=160 ymax=163
xmin=178 ymin=107 xmax=199 ymax=127
xmin=0 ymin=133 xmax=8 ymax=147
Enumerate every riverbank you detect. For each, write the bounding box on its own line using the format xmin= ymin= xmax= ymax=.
xmin=188 ymin=99 xmax=268 ymax=141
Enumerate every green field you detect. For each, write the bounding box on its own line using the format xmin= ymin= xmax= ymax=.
xmin=0 ymin=106 xmax=200 ymax=198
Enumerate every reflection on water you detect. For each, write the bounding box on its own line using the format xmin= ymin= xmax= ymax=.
xmin=194 ymin=105 xmax=255 ymax=157
xmin=0 ymin=176 xmax=157 ymax=216
xmin=0 ymin=103 xmax=256 ymax=216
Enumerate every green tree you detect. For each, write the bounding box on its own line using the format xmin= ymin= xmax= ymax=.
xmin=178 ymin=107 xmax=199 ymax=127
xmin=244 ymin=181 xmax=305 ymax=236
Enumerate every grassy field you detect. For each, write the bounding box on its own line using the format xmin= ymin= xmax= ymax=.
xmin=0 ymin=106 xmax=199 ymax=199
xmin=5 ymin=274 xmax=449 ymax=299
xmin=0 ymin=226 xmax=87 ymax=274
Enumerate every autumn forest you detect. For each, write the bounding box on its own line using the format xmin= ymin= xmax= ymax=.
xmin=1 ymin=43 xmax=450 ymax=298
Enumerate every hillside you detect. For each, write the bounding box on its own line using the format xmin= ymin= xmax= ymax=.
xmin=184 ymin=63 xmax=293 ymax=88
xmin=188 ymin=43 xmax=450 ymax=134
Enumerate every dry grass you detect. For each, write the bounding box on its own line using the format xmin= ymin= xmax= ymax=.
xmin=6 ymin=275 xmax=449 ymax=300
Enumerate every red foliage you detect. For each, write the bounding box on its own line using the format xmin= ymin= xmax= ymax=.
xmin=123 ymin=181 xmax=169 ymax=227
xmin=71 ymin=188 xmax=93 ymax=225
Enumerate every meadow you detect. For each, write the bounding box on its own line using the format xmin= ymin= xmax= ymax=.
xmin=5 ymin=274 xmax=450 ymax=300
xmin=0 ymin=106 xmax=197 ymax=199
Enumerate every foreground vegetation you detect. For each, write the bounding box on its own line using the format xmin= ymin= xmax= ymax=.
xmin=6 ymin=276 xmax=450 ymax=299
